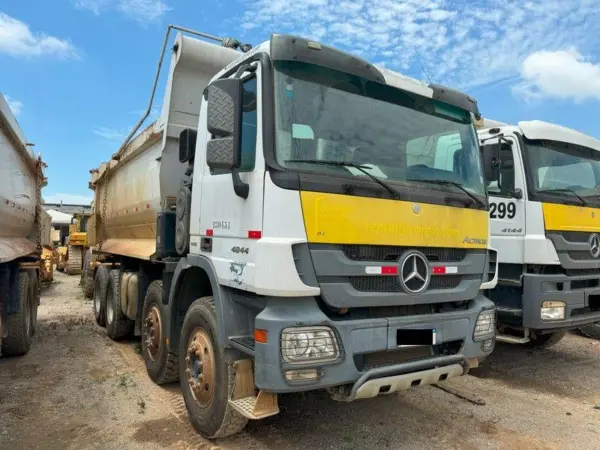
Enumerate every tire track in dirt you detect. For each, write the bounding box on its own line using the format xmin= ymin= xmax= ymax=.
xmin=113 ymin=340 xmax=265 ymax=450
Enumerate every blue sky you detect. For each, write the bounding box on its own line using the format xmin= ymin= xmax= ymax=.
xmin=1 ymin=0 xmax=600 ymax=204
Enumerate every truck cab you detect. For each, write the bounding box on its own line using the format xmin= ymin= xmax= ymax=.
xmin=479 ymin=120 xmax=600 ymax=346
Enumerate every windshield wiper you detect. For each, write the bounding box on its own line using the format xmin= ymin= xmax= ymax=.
xmin=538 ymin=188 xmax=588 ymax=206
xmin=408 ymin=178 xmax=486 ymax=208
xmin=285 ymin=159 xmax=402 ymax=199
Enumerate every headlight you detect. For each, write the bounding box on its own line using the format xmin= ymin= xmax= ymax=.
xmin=474 ymin=308 xmax=495 ymax=341
xmin=281 ymin=326 xmax=340 ymax=364
xmin=541 ymin=301 xmax=566 ymax=321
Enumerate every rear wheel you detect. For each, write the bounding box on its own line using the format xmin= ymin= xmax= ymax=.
xmin=179 ymin=296 xmax=247 ymax=438
xmin=66 ymin=245 xmax=82 ymax=275
xmin=579 ymin=323 xmax=600 ymax=340
xmin=80 ymin=249 xmax=92 ymax=287
xmin=527 ymin=331 xmax=566 ymax=348
xmin=83 ymin=271 xmax=94 ymax=299
xmin=2 ymin=272 xmax=33 ymax=356
xmin=93 ymin=266 xmax=110 ymax=327
xmin=28 ymin=271 xmax=39 ymax=336
xmin=142 ymin=280 xmax=179 ymax=384
xmin=105 ymin=269 xmax=133 ymax=340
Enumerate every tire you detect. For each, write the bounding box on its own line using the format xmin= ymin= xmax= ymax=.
xmin=80 ymin=249 xmax=92 ymax=287
xmin=83 ymin=274 xmax=94 ymax=299
xmin=28 ymin=271 xmax=40 ymax=337
xmin=578 ymin=323 xmax=600 ymax=340
xmin=105 ymin=269 xmax=133 ymax=340
xmin=2 ymin=272 xmax=33 ymax=356
xmin=141 ymin=280 xmax=179 ymax=384
xmin=527 ymin=331 xmax=566 ymax=348
xmin=93 ymin=266 xmax=110 ymax=327
xmin=179 ymin=296 xmax=248 ymax=439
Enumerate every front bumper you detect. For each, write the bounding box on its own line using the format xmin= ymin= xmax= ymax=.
xmin=253 ymin=294 xmax=495 ymax=394
xmin=517 ymin=272 xmax=600 ymax=330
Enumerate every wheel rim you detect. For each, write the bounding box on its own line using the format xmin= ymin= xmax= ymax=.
xmin=106 ymin=289 xmax=114 ymax=324
xmin=144 ymin=306 xmax=162 ymax=361
xmin=186 ymin=328 xmax=215 ymax=408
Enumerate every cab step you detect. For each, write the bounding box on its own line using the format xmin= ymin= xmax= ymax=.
xmin=229 ymin=359 xmax=279 ymax=420
xmin=228 ymin=391 xmax=279 ymax=420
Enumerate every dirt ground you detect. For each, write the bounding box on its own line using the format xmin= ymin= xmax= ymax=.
xmin=2 ymin=272 xmax=600 ymax=450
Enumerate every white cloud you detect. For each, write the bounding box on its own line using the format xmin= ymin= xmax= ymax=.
xmin=44 ymin=193 xmax=93 ymax=205
xmin=93 ymin=127 xmax=126 ymax=140
xmin=73 ymin=0 xmax=171 ymax=23
xmin=0 ymin=13 xmax=78 ymax=59
xmin=237 ymin=0 xmax=600 ymax=90
xmin=5 ymin=95 xmax=23 ymax=116
xmin=513 ymin=49 xmax=600 ymax=102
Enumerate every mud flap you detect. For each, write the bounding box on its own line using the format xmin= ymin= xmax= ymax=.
xmin=228 ymin=359 xmax=279 ymax=420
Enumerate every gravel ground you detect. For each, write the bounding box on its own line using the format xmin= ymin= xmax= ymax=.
xmin=2 ymin=271 xmax=600 ymax=449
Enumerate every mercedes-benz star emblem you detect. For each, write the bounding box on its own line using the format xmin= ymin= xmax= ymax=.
xmin=399 ymin=251 xmax=430 ymax=294
xmin=412 ymin=204 xmax=421 ymax=214
xmin=590 ymin=233 xmax=600 ymax=259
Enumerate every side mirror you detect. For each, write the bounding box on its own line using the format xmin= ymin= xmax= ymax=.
xmin=206 ymin=78 xmax=242 ymax=170
xmin=205 ymin=77 xmax=249 ymax=199
xmin=481 ymin=143 xmax=500 ymax=183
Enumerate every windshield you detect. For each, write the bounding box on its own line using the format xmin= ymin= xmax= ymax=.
xmin=273 ymin=61 xmax=485 ymax=199
xmin=523 ymin=139 xmax=600 ymax=203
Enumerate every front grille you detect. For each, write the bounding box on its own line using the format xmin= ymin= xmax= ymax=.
xmin=353 ymin=340 xmax=463 ymax=371
xmin=561 ymin=231 xmax=591 ymax=243
xmin=349 ymin=275 xmax=462 ymax=292
xmin=341 ymin=245 xmax=468 ymax=262
xmin=568 ymin=250 xmax=594 ymax=261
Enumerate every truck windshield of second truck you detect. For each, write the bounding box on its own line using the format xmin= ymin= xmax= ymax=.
xmin=273 ymin=60 xmax=485 ymax=203
xmin=524 ymin=140 xmax=600 ymax=206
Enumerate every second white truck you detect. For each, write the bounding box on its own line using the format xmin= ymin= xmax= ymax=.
xmin=478 ymin=119 xmax=600 ymax=346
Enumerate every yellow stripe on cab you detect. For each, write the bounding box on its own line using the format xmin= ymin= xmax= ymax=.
xmin=543 ymin=203 xmax=600 ymax=232
xmin=300 ymin=191 xmax=488 ymax=248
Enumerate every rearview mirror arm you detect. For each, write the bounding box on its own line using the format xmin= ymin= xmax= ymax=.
xmin=232 ymin=167 xmax=249 ymax=199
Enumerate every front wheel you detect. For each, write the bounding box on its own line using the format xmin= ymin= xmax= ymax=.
xmin=179 ymin=296 xmax=248 ymax=439
xmin=527 ymin=331 xmax=566 ymax=348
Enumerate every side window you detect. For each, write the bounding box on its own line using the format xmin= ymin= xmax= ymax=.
xmin=406 ymin=135 xmax=435 ymax=167
xmin=239 ymin=77 xmax=258 ymax=172
xmin=433 ymin=133 xmax=461 ymax=171
xmin=485 ymin=143 xmax=515 ymax=196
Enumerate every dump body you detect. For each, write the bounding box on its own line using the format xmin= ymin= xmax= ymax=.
xmin=1 ymin=93 xmax=45 ymax=356
xmin=0 ymin=94 xmax=41 ymax=263
xmin=90 ymin=36 xmax=240 ymax=260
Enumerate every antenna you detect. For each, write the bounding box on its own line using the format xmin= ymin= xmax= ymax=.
xmin=420 ymin=63 xmax=433 ymax=85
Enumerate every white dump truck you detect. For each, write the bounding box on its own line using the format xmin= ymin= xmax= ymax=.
xmin=0 ymin=93 xmax=47 ymax=356
xmin=478 ymin=118 xmax=600 ymax=346
xmin=88 ymin=26 xmax=497 ymax=438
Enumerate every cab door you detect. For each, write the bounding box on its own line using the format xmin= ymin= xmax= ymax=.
xmin=193 ymin=64 xmax=265 ymax=292
xmin=483 ymin=135 xmax=526 ymax=263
